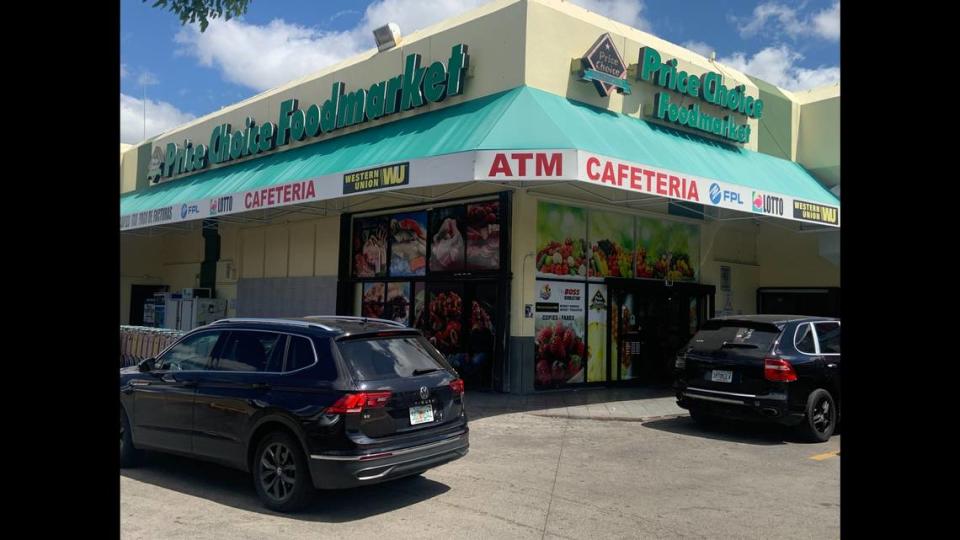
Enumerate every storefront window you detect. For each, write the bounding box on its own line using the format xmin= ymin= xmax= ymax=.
xmin=465 ymin=201 xmax=501 ymax=270
xmin=429 ymin=206 xmax=466 ymax=272
xmin=389 ymin=211 xmax=427 ymax=276
xmin=353 ymin=217 xmax=388 ymax=278
xmin=385 ymin=282 xmax=412 ymax=325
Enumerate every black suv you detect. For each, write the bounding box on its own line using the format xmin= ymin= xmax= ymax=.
xmin=674 ymin=315 xmax=840 ymax=442
xmin=120 ymin=316 xmax=469 ymax=512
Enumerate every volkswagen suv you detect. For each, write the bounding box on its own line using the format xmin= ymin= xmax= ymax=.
xmin=120 ymin=316 xmax=469 ymax=512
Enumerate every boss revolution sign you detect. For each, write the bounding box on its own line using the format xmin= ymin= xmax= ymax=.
xmin=148 ymin=44 xmax=470 ymax=183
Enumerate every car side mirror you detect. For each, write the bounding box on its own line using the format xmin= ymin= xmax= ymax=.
xmin=138 ymin=357 xmax=156 ymax=372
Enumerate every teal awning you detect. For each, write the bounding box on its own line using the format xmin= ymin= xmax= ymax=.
xmin=121 ymin=86 xmax=839 ymax=216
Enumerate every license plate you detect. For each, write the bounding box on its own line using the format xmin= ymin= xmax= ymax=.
xmin=710 ymin=369 xmax=733 ymax=383
xmin=409 ymin=404 xmax=435 ymax=425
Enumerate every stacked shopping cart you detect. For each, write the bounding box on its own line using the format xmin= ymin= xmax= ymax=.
xmin=119 ymin=326 xmax=184 ymax=368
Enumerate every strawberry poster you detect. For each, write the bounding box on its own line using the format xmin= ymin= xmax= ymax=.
xmin=534 ymin=280 xmax=586 ymax=390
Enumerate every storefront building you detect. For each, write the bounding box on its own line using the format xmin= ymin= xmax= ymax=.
xmin=120 ymin=0 xmax=840 ymax=393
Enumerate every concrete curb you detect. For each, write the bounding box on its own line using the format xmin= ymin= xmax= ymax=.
xmin=527 ymin=412 xmax=688 ymax=423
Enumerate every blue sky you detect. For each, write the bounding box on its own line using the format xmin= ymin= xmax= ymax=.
xmin=120 ymin=0 xmax=840 ymax=144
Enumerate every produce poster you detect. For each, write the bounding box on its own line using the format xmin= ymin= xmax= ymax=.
xmin=466 ymin=201 xmax=500 ymax=270
xmin=389 ymin=212 xmax=427 ymax=276
xmin=588 ymin=210 xmax=635 ymax=279
xmin=587 ymin=284 xmax=608 ymax=383
xmin=534 ymin=280 xmax=586 ymax=389
xmin=635 ymin=217 xmax=700 ymax=282
xmin=536 ymin=201 xmax=588 ymax=278
xmin=353 ymin=217 xmax=388 ymax=278
xmin=385 ymin=282 xmax=411 ymax=325
xmin=430 ymin=206 xmax=466 ymax=272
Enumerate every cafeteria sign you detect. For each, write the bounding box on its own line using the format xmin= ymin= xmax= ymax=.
xmin=343 ymin=162 xmax=410 ymax=194
xmin=579 ymin=33 xmax=631 ymax=97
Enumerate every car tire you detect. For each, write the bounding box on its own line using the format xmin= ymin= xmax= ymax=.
xmin=797 ymin=389 xmax=836 ymax=443
xmin=120 ymin=407 xmax=142 ymax=468
xmin=252 ymin=432 xmax=314 ymax=513
xmin=689 ymin=407 xmax=718 ymax=428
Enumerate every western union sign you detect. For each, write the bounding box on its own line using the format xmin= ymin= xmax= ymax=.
xmin=343 ymin=162 xmax=410 ymax=194
xmin=793 ymin=199 xmax=839 ymax=226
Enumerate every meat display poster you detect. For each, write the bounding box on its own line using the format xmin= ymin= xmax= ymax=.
xmin=465 ymin=201 xmax=500 ymax=270
xmin=353 ymin=217 xmax=388 ymax=278
xmin=389 ymin=212 xmax=427 ymax=276
xmin=429 ymin=206 xmax=466 ymax=272
xmin=534 ymin=280 xmax=586 ymax=390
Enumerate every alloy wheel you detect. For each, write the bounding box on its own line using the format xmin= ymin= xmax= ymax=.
xmin=259 ymin=442 xmax=297 ymax=501
xmin=811 ymin=397 xmax=832 ymax=433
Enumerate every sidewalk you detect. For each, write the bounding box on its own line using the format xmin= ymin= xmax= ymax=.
xmin=466 ymin=386 xmax=687 ymax=422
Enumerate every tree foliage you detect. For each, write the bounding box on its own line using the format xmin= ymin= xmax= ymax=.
xmin=145 ymin=0 xmax=252 ymax=32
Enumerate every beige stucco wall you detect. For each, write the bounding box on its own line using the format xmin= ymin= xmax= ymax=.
xmin=795 ymin=84 xmax=840 ymax=187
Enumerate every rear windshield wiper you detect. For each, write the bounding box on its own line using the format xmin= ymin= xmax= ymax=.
xmin=412 ymin=368 xmax=442 ymax=376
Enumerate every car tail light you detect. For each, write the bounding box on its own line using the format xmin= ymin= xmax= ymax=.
xmin=764 ymin=358 xmax=798 ymax=382
xmin=449 ymin=379 xmax=465 ymax=396
xmin=326 ymin=391 xmax=392 ymax=414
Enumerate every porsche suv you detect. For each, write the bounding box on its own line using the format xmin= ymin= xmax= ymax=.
xmin=120 ymin=316 xmax=469 ymax=512
xmin=674 ymin=315 xmax=840 ymax=442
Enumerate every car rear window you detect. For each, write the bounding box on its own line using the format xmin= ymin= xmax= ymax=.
xmin=688 ymin=321 xmax=781 ymax=354
xmin=337 ymin=336 xmax=451 ymax=381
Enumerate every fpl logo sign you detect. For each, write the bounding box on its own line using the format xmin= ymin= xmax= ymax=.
xmin=709 ymin=183 xmax=743 ymax=205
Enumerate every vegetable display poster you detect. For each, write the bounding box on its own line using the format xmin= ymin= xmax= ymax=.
xmin=389 ymin=212 xmax=427 ymax=276
xmin=588 ymin=210 xmax=635 ymax=279
xmin=534 ymin=280 xmax=586 ymax=390
xmin=587 ymin=284 xmax=608 ymax=383
xmin=635 ymin=217 xmax=700 ymax=282
xmin=536 ymin=201 xmax=588 ymax=279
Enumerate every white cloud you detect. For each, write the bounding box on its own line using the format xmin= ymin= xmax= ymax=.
xmin=174 ymin=0 xmax=652 ymax=92
xmin=572 ymin=0 xmax=651 ymax=31
xmin=811 ymin=2 xmax=840 ymax=40
xmin=137 ymin=71 xmax=159 ymax=86
xmin=734 ymin=1 xmax=839 ymax=42
xmin=121 ymin=64 xmax=128 ymax=78
xmin=120 ymin=93 xmax=197 ymax=144
xmin=682 ymin=41 xmax=714 ymax=58
xmin=718 ymin=45 xmax=839 ymax=91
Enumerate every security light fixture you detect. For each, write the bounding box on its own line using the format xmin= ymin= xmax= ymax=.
xmin=373 ymin=23 xmax=402 ymax=52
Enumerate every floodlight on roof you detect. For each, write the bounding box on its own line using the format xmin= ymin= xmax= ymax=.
xmin=373 ymin=23 xmax=402 ymax=52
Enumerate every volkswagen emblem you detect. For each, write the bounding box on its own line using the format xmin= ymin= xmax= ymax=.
xmin=419 ymin=386 xmax=429 ymax=400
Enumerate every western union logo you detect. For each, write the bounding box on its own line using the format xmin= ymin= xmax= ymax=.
xmin=343 ymin=162 xmax=410 ymax=194
xmin=793 ymin=199 xmax=839 ymax=225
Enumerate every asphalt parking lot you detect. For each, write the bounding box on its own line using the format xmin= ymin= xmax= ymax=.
xmin=121 ymin=399 xmax=840 ymax=539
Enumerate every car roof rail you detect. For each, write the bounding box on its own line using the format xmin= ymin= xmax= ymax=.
xmin=209 ymin=318 xmax=336 ymax=332
xmin=302 ymin=315 xmax=408 ymax=328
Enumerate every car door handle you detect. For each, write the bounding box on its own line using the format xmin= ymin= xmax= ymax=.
xmin=129 ymin=380 xmax=150 ymax=387
xmin=826 ymin=363 xmax=837 ymax=368
xmin=251 ymin=383 xmax=271 ymax=390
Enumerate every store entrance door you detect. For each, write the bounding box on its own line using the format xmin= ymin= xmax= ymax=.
xmin=415 ymin=280 xmax=503 ymax=392
xmin=607 ymin=279 xmax=714 ymax=386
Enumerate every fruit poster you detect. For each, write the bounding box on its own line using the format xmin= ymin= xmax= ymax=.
xmin=536 ymin=201 xmax=588 ymax=278
xmin=635 ymin=217 xmax=700 ymax=282
xmin=534 ymin=280 xmax=587 ymax=389
xmin=466 ymin=201 xmax=501 ymax=270
xmin=587 ymin=284 xmax=608 ymax=383
xmin=588 ymin=210 xmax=635 ymax=279
xmin=389 ymin=212 xmax=427 ymax=276
xmin=430 ymin=206 xmax=466 ymax=272
xmin=353 ymin=217 xmax=388 ymax=277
